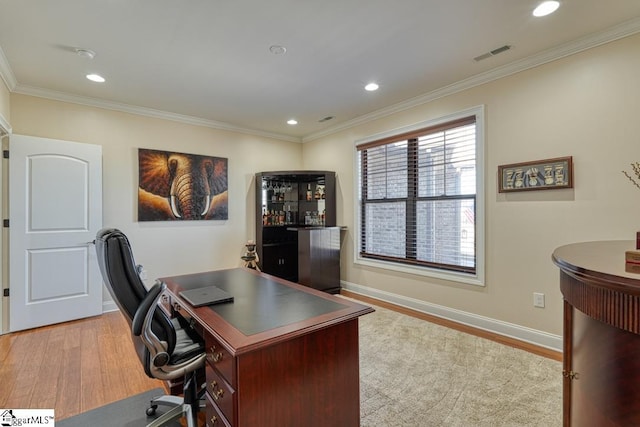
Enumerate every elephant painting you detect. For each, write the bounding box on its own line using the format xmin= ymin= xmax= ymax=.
xmin=138 ymin=148 xmax=228 ymax=221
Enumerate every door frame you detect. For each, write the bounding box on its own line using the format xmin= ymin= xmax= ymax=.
xmin=0 ymin=112 xmax=11 ymax=335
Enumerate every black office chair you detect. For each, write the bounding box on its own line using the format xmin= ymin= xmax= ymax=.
xmin=94 ymin=228 xmax=206 ymax=427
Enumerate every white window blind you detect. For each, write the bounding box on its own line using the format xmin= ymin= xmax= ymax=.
xmin=357 ymin=116 xmax=477 ymax=274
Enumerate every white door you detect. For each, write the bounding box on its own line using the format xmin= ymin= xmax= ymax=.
xmin=9 ymin=134 xmax=102 ymax=332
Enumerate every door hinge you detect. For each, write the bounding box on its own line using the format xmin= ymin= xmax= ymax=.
xmin=3 ymin=219 xmax=8 ymax=228
xmin=3 ymin=289 xmax=8 ymax=297
xmin=3 ymin=150 xmax=8 ymax=159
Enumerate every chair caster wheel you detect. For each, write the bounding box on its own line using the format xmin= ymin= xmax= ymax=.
xmin=146 ymin=405 xmax=157 ymax=416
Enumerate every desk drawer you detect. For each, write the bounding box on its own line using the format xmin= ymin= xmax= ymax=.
xmin=172 ymin=301 xmax=204 ymax=336
xmin=206 ymin=364 xmax=235 ymax=423
xmin=205 ymin=333 xmax=234 ymax=383
xmin=206 ymin=393 xmax=232 ymax=427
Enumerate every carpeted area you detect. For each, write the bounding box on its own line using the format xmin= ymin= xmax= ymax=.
xmin=358 ymin=302 xmax=562 ymax=426
xmin=57 ymin=388 xmax=182 ymax=427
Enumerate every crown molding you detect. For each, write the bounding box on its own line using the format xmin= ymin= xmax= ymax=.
xmin=0 ymin=41 xmax=298 ymax=142
xmin=11 ymin=84 xmax=302 ymax=143
xmin=302 ymin=16 xmax=640 ymax=143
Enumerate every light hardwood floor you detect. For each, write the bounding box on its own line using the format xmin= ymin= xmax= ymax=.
xmin=0 ymin=311 xmax=164 ymax=420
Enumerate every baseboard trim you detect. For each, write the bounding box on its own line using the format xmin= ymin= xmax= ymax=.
xmin=341 ymin=280 xmax=562 ymax=360
xmin=102 ymin=300 xmax=118 ymax=313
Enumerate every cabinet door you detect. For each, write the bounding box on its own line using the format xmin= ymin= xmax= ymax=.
xmin=262 ymin=243 xmax=298 ymax=282
xmin=569 ymin=308 xmax=640 ymax=426
xmin=280 ymin=242 xmax=298 ymax=281
xmin=261 ymin=245 xmax=281 ymax=276
xmin=298 ymin=228 xmax=340 ymax=293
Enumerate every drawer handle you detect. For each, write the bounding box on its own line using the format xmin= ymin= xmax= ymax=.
xmin=209 ymin=346 xmax=223 ymax=363
xmin=210 ymin=415 xmax=218 ymax=426
xmin=562 ymin=370 xmax=579 ymax=380
xmin=209 ymin=381 xmax=225 ymax=400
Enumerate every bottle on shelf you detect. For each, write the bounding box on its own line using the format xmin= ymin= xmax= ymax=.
xmin=306 ymin=183 xmax=312 ymax=201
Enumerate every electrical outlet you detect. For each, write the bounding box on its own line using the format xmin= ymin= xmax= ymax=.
xmin=533 ymin=292 xmax=545 ymax=308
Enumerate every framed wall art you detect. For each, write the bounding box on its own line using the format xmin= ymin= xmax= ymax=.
xmin=138 ymin=148 xmax=228 ymax=221
xmin=498 ymin=156 xmax=573 ymax=193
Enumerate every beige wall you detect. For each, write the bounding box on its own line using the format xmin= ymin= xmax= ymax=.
xmin=302 ymin=33 xmax=640 ymax=338
xmin=9 ymin=94 xmax=303 ymax=304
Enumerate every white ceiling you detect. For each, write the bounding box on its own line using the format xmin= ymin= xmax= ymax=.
xmin=1 ymin=1 xmax=639 ymax=142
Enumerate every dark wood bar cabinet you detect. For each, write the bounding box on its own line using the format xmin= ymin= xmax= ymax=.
xmin=552 ymin=240 xmax=640 ymax=427
xmin=255 ymin=171 xmax=341 ymax=293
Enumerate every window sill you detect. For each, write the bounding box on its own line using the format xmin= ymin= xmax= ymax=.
xmin=354 ymin=255 xmax=485 ymax=287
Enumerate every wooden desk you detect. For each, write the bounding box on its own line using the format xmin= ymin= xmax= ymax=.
xmin=159 ymin=268 xmax=373 ymax=427
xmin=553 ymin=240 xmax=640 ymax=427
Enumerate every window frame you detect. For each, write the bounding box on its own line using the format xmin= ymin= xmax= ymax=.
xmin=353 ymin=106 xmax=485 ymax=286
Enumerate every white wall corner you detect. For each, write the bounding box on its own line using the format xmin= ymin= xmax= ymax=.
xmin=0 ymin=113 xmax=11 ymax=136
xmin=0 ymin=46 xmax=17 ymax=91
xmin=342 ymin=280 xmax=562 ymax=352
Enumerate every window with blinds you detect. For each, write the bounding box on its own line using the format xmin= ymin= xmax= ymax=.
xmin=357 ymin=115 xmax=478 ymax=275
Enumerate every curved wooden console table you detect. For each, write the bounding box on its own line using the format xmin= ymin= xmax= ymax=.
xmin=553 ymin=240 xmax=640 ymax=427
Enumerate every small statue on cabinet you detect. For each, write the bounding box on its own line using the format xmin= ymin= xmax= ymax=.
xmin=241 ymin=240 xmax=261 ymax=271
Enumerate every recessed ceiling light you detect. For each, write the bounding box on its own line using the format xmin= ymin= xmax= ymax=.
xmin=365 ymin=83 xmax=379 ymax=91
xmin=75 ymin=48 xmax=96 ymax=59
xmin=533 ymin=1 xmax=560 ymax=17
xmin=86 ymin=73 xmax=105 ymax=83
xmin=287 ymin=119 xmax=298 ymax=125
xmin=270 ymin=45 xmax=287 ymax=55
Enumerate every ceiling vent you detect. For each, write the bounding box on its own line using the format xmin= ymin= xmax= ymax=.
xmin=474 ymin=45 xmax=512 ymax=62
xmin=318 ymin=116 xmax=334 ymax=123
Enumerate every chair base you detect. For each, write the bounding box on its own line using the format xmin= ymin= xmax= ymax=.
xmin=145 ymin=371 xmax=204 ymax=427
xmin=146 ymin=401 xmax=193 ymax=427
xmin=146 ymin=394 xmax=206 ymax=427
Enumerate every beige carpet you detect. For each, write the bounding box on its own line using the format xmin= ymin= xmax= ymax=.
xmin=357 ymin=302 xmax=562 ymax=427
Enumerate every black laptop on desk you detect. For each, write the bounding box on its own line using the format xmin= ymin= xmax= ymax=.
xmin=179 ymin=285 xmax=234 ymax=307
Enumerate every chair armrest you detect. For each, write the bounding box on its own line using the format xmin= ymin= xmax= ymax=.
xmin=132 ymin=281 xmax=165 ymax=336
xmin=135 ymin=281 xmax=206 ymax=380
